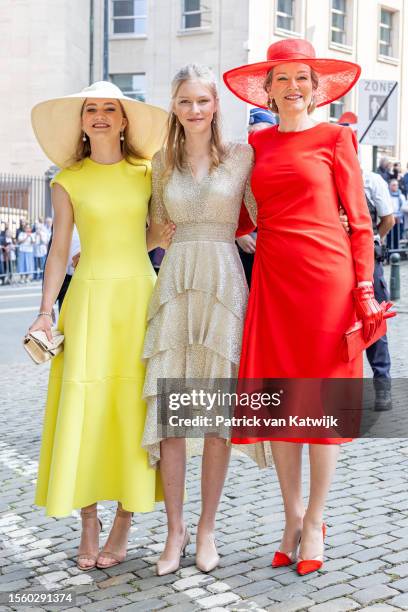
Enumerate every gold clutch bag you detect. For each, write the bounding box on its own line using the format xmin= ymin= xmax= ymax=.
xmin=23 ymin=329 xmax=64 ymax=364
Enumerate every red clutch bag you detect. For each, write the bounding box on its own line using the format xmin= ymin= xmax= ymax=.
xmin=342 ymin=319 xmax=387 ymax=362
xmin=342 ymin=302 xmax=396 ymax=362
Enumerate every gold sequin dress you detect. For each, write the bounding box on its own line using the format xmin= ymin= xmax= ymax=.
xmin=142 ymin=143 xmax=272 ymax=468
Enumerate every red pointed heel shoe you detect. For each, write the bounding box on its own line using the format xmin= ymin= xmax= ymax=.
xmin=272 ymin=530 xmax=302 ymax=568
xmin=296 ymin=523 xmax=326 ymax=576
xmin=272 ymin=550 xmax=297 ymax=567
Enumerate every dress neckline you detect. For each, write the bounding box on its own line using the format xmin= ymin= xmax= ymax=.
xmin=86 ymin=157 xmax=126 ymax=167
xmin=186 ymin=162 xmax=210 ymax=186
xmin=182 ymin=164 xmax=216 ymax=187
xmin=275 ymin=122 xmax=326 ymax=135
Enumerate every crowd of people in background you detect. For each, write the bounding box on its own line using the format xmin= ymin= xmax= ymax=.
xmin=376 ymin=158 xmax=408 ymax=250
xmin=0 ymin=217 xmax=52 ymax=284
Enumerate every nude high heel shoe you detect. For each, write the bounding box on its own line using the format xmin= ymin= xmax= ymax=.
xmin=156 ymin=528 xmax=191 ymax=576
xmin=196 ymin=533 xmax=220 ymax=573
xmin=296 ymin=523 xmax=326 ymax=576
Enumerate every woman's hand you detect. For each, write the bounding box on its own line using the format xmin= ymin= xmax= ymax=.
xmin=28 ymin=314 xmax=53 ymax=342
xmin=236 ymin=234 xmax=257 ymax=254
xmin=147 ymin=221 xmax=176 ymax=251
xmin=159 ymin=221 xmax=176 ymax=249
xmin=339 ymin=206 xmax=350 ymax=234
xmin=353 ymin=283 xmax=383 ymax=342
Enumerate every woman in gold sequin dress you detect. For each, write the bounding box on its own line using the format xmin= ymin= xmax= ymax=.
xmin=141 ymin=64 xmax=261 ymax=575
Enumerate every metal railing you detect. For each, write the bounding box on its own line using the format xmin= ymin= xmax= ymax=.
xmin=0 ymin=173 xmax=49 ymax=234
xmin=0 ymin=172 xmax=51 ymax=284
xmin=387 ymin=219 xmax=408 ymax=261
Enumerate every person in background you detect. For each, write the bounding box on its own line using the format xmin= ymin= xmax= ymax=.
xmin=363 ymin=170 xmax=395 ymax=410
xmin=0 ymin=223 xmax=6 ymax=284
xmin=44 ymin=217 xmax=53 ymax=242
xmin=33 ymin=222 xmax=49 ymax=280
xmin=148 ymin=247 xmax=165 ymax=274
xmin=0 ymin=221 xmax=8 ymax=242
xmin=400 ymin=162 xmax=408 ymax=198
xmin=401 ymin=195 xmax=408 ymax=239
xmin=57 ymin=225 xmax=80 ymax=310
xmin=15 ymin=218 xmax=26 ymax=241
xmin=0 ymin=247 xmax=4 ymax=285
xmin=392 ymin=162 xmax=402 ymax=181
xmin=377 ymin=157 xmax=393 ymax=184
xmin=388 ymin=178 xmax=405 ymax=250
xmin=236 ymin=107 xmax=278 ymax=287
xmin=338 ymin=112 xmax=395 ymax=411
xmin=3 ymin=229 xmax=17 ymax=283
xmin=17 ymin=223 xmax=35 ymax=282
xmin=32 ymin=216 xmax=44 ymax=232
xmin=15 ymin=218 xmax=26 ymax=273
xmin=248 ymin=106 xmax=278 ymax=132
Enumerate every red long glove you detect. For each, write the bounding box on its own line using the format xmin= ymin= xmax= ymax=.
xmin=353 ymin=284 xmax=383 ymax=342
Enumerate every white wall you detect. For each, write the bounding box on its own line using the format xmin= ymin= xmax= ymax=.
xmin=248 ymin=0 xmax=408 ymax=168
xmin=107 ymin=0 xmax=250 ymax=143
xmin=0 ymin=0 xmax=90 ymax=175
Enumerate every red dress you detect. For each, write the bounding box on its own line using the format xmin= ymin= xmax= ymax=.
xmin=233 ymin=123 xmax=374 ymax=445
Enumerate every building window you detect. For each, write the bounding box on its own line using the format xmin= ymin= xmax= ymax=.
xmin=181 ymin=0 xmax=211 ymax=30
xmin=379 ymin=8 xmax=394 ymax=57
xmin=378 ymin=145 xmax=396 ymax=159
xmin=111 ymin=0 xmax=147 ymax=35
xmin=329 ymin=97 xmax=345 ymax=122
xmin=110 ymin=73 xmax=146 ymax=101
xmin=276 ymin=0 xmax=295 ymax=32
xmin=331 ymin=0 xmax=347 ymax=45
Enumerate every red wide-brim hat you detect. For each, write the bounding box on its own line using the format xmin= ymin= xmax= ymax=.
xmin=223 ymin=39 xmax=361 ymax=109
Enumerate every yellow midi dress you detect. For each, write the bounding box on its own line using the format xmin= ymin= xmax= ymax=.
xmin=35 ymin=157 xmax=163 ymax=517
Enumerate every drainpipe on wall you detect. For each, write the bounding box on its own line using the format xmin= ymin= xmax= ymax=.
xmin=89 ymin=0 xmax=94 ymax=84
xmin=103 ymin=0 xmax=109 ymax=80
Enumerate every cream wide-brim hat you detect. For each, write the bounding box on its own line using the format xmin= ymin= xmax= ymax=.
xmin=31 ymin=81 xmax=168 ymax=167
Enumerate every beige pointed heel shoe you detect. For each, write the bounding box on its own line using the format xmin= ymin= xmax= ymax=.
xmin=196 ymin=532 xmax=220 ymax=573
xmin=156 ymin=528 xmax=191 ymax=576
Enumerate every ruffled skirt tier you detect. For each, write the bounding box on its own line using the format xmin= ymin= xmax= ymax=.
xmin=142 ymin=239 xmax=273 ymax=469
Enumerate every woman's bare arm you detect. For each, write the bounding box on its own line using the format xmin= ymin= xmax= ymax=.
xmin=28 ymin=183 xmax=74 ymax=340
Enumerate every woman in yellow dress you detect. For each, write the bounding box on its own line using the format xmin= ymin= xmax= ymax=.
xmin=29 ymin=81 xmax=171 ymax=570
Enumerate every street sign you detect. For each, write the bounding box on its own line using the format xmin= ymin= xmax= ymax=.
xmin=358 ymin=79 xmax=398 ymax=146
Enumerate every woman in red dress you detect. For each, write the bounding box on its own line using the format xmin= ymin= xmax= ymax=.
xmin=224 ymin=39 xmax=385 ymax=575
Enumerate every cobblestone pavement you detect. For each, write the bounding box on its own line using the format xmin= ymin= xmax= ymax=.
xmin=0 ymin=262 xmax=407 ymax=612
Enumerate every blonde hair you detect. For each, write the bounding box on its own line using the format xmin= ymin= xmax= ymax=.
xmin=263 ymin=67 xmax=319 ymax=114
xmin=163 ymin=64 xmax=227 ymax=178
xmin=71 ymin=101 xmax=147 ymax=170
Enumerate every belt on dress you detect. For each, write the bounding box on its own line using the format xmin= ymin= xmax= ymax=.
xmin=172 ymin=222 xmax=236 ymax=243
